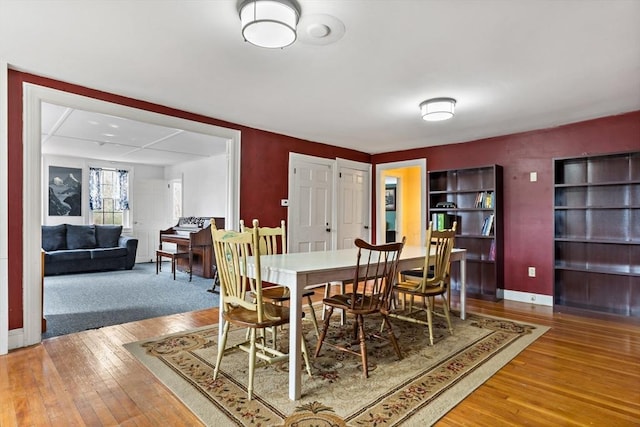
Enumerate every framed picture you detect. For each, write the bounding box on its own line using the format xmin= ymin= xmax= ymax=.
xmin=49 ymin=166 xmax=82 ymax=216
xmin=385 ymin=186 xmax=396 ymax=211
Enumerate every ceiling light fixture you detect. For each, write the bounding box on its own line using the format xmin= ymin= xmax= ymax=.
xmin=420 ymin=98 xmax=457 ymax=121
xmin=238 ymin=0 xmax=301 ymax=49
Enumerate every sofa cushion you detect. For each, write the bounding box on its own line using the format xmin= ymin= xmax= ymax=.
xmin=42 ymin=224 xmax=67 ymax=251
xmin=90 ymin=247 xmax=128 ymax=259
xmin=95 ymin=225 xmax=123 ymax=248
xmin=66 ymin=225 xmax=97 ymax=249
xmin=44 ymin=249 xmax=92 ymax=262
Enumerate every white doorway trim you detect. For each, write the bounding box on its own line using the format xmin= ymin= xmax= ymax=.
xmin=17 ymin=83 xmax=241 ymax=348
xmin=375 ymin=159 xmax=427 ymax=246
xmin=0 ymin=60 xmax=8 ymax=355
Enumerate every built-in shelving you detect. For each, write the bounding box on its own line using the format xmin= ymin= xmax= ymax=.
xmin=554 ymin=151 xmax=639 ymax=317
xmin=428 ymin=165 xmax=503 ymax=300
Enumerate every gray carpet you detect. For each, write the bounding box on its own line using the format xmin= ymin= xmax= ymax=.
xmin=43 ymin=262 xmax=219 ymax=339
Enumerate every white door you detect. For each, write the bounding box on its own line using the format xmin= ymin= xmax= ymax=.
xmin=289 ymin=155 xmax=334 ymax=253
xmin=337 ymin=163 xmax=370 ymax=249
xmin=132 ymin=179 xmax=172 ymax=262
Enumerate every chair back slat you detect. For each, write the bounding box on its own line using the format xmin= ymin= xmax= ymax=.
xmin=212 ymin=220 xmax=272 ymax=324
xmin=240 ymin=219 xmax=287 ymax=255
xmin=350 ymin=238 xmax=405 ymax=311
xmin=423 ymin=228 xmax=455 ymax=291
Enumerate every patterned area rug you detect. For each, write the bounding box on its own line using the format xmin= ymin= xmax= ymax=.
xmin=125 ymin=308 xmax=548 ymax=426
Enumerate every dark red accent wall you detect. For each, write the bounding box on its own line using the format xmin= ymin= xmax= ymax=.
xmin=6 ymin=70 xmax=368 ymax=330
xmin=7 ymin=69 xmax=639 ymax=330
xmin=373 ymin=111 xmax=640 ymax=296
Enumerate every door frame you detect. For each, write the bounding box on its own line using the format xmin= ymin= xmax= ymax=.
xmin=16 ymin=83 xmax=241 ymax=348
xmin=375 ymin=159 xmax=427 ymax=246
xmin=0 ymin=60 xmax=8 ymax=355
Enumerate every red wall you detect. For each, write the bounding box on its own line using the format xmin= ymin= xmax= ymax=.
xmin=6 ymin=70 xmax=368 ymax=330
xmin=373 ymin=111 xmax=640 ymax=296
xmin=7 ymin=69 xmax=639 ymax=330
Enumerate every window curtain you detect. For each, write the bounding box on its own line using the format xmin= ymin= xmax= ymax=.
xmin=115 ymin=169 xmax=130 ymax=210
xmin=89 ymin=167 xmax=102 ymax=210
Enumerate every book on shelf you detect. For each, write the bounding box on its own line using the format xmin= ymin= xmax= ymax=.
xmin=474 ymin=192 xmax=484 ymax=208
xmin=484 ymin=191 xmax=494 ymax=208
xmin=431 ymin=213 xmax=455 ymax=231
xmin=488 ymin=239 xmax=496 ymax=261
xmin=481 ymin=214 xmax=494 ymax=236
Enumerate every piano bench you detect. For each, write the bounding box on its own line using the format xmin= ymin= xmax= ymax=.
xmin=156 ymin=249 xmax=191 ymax=281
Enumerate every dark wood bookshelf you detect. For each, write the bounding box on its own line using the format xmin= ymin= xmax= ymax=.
xmin=553 ymin=151 xmax=640 ymax=317
xmin=428 ymin=165 xmax=503 ymax=301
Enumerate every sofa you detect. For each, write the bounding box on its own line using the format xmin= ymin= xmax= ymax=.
xmin=42 ymin=224 xmax=138 ymax=276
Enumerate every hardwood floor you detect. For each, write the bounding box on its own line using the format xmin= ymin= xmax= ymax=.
xmin=1 ymin=299 xmax=639 ymax=426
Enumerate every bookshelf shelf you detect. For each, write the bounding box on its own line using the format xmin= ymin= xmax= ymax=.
xmin=554 ymin=151 xmax=640 ymax=317
xmin=429 ymin=165 xmax=503 ymax=300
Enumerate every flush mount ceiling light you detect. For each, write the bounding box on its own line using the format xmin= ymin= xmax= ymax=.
xmin=420 ymin=98 xmax=457 ymax=121
xmin=238 ymin=0 xmax=301 ymax=49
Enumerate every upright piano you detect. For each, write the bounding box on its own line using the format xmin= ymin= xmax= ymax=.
xmin=159 ymin=216 xmax=225 ymax=279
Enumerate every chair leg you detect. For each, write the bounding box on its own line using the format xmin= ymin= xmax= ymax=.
xmin=357 ymin=314 xmax=369 ymax=378
xmin=314 ymin=307 xmax=334 ymax=357
xmin=247 ymin=328 xmax=257 ymax=401
xmin=382 ymin=315 xmax=402 ymax=360
xmin=305 ymin=295 xmax=321 ymax=338
xmin=301 ymin=337 xmax=313 ymax=377
xmin=426 ymin=296 xmax=435 ymax=346
xmin=441 ymin=295 xmax=454 ymax=335
xmin=213 ymin=321 xmax=230 ymax=380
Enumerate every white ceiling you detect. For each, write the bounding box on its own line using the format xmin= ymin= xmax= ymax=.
xmin=2 ymin=0 xmax=639 ymax=159
xmin=41 ymin=102 xmax=228 ymax=166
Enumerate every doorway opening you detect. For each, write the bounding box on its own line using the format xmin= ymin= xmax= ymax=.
xmin=376 ymin=159 xmax=427 ymax=246
xmin=19 ymin=83 xmax=241 ymax=347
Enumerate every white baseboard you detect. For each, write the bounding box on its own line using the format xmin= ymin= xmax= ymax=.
xmin=8 ymin=328 xmax=24 ymax=350
xmin=499 ymin=289 xmax=553 ymax=306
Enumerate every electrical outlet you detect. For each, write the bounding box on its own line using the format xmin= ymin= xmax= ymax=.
xmin=528 ymin=267 xmax=536 ymax=277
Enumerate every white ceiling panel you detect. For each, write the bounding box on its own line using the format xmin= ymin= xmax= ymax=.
xmin=40 ymin=102 xmax=228 ymax=166
xmin=152 ymin=132 xmax=228 ymax=157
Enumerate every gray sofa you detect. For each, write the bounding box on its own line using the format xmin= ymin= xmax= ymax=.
xmin=42 ymin=224 xmax=138 ymax=276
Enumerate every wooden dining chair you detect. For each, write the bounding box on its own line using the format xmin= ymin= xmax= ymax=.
xmin=314 ymin=237 xmax=405 ymax=378
xmin=240 ymin=219 xmax=321 ymax=340
xmin=389 ymin=227 xmax=456 ymax=346
xmin=211 ymin=220 xmax=312 ymax=400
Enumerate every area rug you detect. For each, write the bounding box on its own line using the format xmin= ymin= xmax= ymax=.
xmin=125 ymin=308 xmax=548 ymax=426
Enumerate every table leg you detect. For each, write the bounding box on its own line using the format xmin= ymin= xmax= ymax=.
xmin=288 ymin=284 xmax=302 ymax=400
xmin=460 ymin=253 xmax=466 ymax=320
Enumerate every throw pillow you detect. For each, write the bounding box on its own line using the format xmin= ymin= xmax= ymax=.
xmin=66 ymin=225 xmax=97 ymax=249
xmin=95 ymin=225 xmax=123 ymax=248
xmin=41 ymin=224 xmax=67 ymax=251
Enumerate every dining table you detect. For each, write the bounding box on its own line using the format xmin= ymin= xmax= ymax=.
xmin=220 ymin=244 xmax=467 ymax=401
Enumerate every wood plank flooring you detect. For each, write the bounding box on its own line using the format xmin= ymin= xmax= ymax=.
xmin=1 ymin=299 xmax=639 ymax=426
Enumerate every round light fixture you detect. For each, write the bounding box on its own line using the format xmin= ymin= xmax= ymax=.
xmin=238 ymin=0 xmax=301 ymax=49
xmin=420 ymin=98 xmax=457 ymax=121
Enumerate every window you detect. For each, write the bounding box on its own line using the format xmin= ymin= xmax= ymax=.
xmin=89 ymin=167 xmax=130 ymax=226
